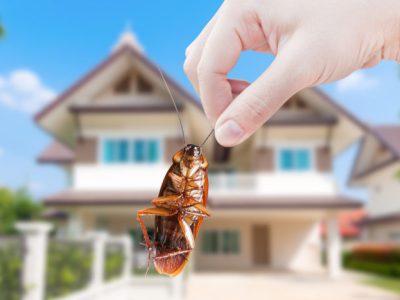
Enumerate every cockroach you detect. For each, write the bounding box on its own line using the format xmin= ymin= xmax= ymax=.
xmin=137 ymin=68 xmax=214 ymax=277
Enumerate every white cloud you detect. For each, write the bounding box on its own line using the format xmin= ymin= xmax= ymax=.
xmin=0 ymin=69 xmax=56 ymax=113
xmin=336 ymin=70 xmax=378 ymax=93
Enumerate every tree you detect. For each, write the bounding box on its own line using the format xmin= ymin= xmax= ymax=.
xmin=0 ymin=23 xmax=4 ymax=38
xmin=0 ymin=189 xmax=15 ymax=234
xmin=0 ymin=187 xmax=43 ymax=235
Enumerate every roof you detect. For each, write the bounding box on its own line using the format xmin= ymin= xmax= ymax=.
xmin=265 ymin=114 xmax=338 ymax=126
xmin=43 ymin=190 xmax=362 ymax=209
xmin=371 ymin=125 xmax=400 ymax=158
xmin=320 ymin=209 xmax=367 ymax=238
xmin=37 ymin=142 xmax=75 ymax=164
xmin=361 ymin=212 xmax=400 ymax=226
xmin=69 ymin=101 xmax=183 ymax=114
xmin=34 ymin=44 xmax=200 ymax=123
xmin=350 ymin=125 xmax=400 ymax=181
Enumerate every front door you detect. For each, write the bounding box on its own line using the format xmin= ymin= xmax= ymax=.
xmin=252 ymin=225 xmax=270 ymax=266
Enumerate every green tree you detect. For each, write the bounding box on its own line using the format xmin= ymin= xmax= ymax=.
xmin=0 ymin=188 xmax=16 ymax=233
xmin=0 ymin=23 xmax=4 ymax=38
xmin=0 ymin=187 xmax=43 ymax=234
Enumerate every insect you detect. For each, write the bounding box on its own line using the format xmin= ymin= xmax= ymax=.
xmin=136 ymin=68 xmax=214 ymax=276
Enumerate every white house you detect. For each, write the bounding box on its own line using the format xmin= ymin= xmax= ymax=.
xmin=36 ymin=31 xmax=365 ymax=277
xmin=350 ymin=125 xmax=400 ymax=243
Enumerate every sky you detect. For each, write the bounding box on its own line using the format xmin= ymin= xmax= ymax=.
xmin=0 ymin=1 xmax=399 ymax=200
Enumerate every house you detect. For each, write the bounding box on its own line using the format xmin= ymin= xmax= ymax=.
xmin=35 ymin=30 xmax=365 ymax=277
xmin=350 ymin=125 xmax=400 ymax=243
xmin=320 ymin=209 xmax=367 ymax=240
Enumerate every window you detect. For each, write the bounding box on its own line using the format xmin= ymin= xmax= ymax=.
xmin=278 ymin=148 xmax=312 ymax=171
xmin=137 ymin=75 xmax=153 ymax=93
xmin=102 ymin=138 xmax=160 ymax=164
xmin=202 ymin=230 xmax=240 ymax=254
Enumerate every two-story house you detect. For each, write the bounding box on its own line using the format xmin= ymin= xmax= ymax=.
xmin=36 ymin=31 xmax=364 ymax=277
xmin=350 ymin=125 xmax=400 ymax=243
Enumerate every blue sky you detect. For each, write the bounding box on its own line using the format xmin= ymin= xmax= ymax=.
xmin=0 ymin=1 xmax=399 ymax=200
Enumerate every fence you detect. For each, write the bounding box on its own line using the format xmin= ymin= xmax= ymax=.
xmin=0 ymin=222 xmax=184 ymax=300
xmin=0 ymin=236 xmax=24 ymax=300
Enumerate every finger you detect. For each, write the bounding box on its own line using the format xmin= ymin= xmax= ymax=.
xmin=215 ymin=39 xmax=310 ymax=147
xmin=229 ymin=79 xmax=250 ymax=95
xmin=183 ymin=11 xmax=220 ymax=93
xmin=197 ymin=17 xmax=243 ymax=125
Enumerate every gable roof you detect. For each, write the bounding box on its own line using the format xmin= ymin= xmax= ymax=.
xmin=35 ymin=44 xmax=201 ymax=123
xmin=350 ymin=125 xmax=400 ymax=182
xmin=372 ymin=125 xmax=400 ymax=157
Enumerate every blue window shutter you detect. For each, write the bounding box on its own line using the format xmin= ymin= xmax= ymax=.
xmin=134 ymin=140 xmax=145 ymax=162
xmin=297 ymin=149 xmax=311 ymax=170
xmin=118 ymin=140 xmax=129 ymax=162
xmin=103 ymin=140 xmax=115 ymax=163
xmin=148 ymin=140 xmax=159 ymax=162
xmin=280 ymin=149 xmax=294 ymax=170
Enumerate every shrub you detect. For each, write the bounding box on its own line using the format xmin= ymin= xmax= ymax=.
xmin=105 ymin=244 xmax=125 ymax=281
xmin=46 ymin=241 xmax=93 ymax=299
xmin=0 ymin=240 xmax=23 ymax=300
xmin=343 ymin=245 xmax=400 ymax=278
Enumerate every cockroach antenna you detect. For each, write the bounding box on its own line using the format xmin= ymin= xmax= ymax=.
xmin=156 ymin=65 xmax=186 ymax=146
xmin=200 ymin=128 xmax=215 ymax=148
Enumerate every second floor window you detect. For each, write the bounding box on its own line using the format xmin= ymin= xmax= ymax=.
xmin=102 ymin=138 xmax=160 ymax=164
xmin=278 ymin=148 xmax=312 ymax=171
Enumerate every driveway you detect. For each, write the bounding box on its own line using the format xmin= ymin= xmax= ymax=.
xmin=186 ymin=272 xmax=399 ymax=300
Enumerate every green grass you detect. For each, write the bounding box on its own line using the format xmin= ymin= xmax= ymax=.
xmin=363 ymin=277 xmax=400 ymax=295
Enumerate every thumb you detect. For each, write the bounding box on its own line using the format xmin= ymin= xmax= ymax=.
xmin=215 ymin=39 xmax=310 ymax=147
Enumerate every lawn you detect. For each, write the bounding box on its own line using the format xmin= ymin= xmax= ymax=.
xmin=363 ymin=277 xmax=400 ymax=295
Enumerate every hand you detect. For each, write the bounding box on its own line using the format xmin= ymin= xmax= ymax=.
xmin=184 ymin=0 xmax=400 ymax=147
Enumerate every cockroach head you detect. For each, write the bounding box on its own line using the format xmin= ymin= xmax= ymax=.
xmin=183 ymin=144 xmax=201 ymax=158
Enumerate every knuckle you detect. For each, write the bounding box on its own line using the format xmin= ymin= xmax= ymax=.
xmin=196 ymin=61 xmax=210 ymax=81
xmin=183 ymin=58 xmax=196 ymax=77
xmin=242 ymin=91 xmax=273 ymax=123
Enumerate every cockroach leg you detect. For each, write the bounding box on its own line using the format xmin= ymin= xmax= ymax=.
xmin=178 ymin=216 xmax=195 ymax=249
xmin=168 ymin=172 xmax=184 ymax=191
xmin=154 ymin=249 xmax=192 ymax=260
xmin=137 ymin=207 xmax=177 ymax=273
xmin=151 ymin=194 xmax=181 ymax=208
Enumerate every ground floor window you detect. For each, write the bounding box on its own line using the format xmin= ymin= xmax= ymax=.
xmin=202 ymin=230 xmax=240 ymax=254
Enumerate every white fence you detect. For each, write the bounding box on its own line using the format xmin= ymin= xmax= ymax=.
xmin=11 ymin=222 xmax=184 ymax=300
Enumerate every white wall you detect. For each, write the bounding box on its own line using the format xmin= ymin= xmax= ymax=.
xmin=271 ymin=220 xmax=322 ymax=272
xmin=193 ymin=217 xmax=322 ymax=273
xmin=365 ymin=163 xmax=400 ymax=217
xmin=366 ymin=222 xmax=400 ymax=243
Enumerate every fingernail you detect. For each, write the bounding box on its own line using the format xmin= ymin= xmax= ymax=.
xmin=216 ymin=119 xmax=245 ymax=146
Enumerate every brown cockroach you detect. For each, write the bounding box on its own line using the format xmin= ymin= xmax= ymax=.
xmin=136 ymin=68 xmax=214 ymax=277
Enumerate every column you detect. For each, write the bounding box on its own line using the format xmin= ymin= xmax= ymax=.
xmin=327 ymin=213 xmax=342 ymax=278
xmin=121 ymin=235 xmax=133 ymax=279
xmin=16 ymin=222 xmax=52 ymax=300
xmin=88 ymin=231 xmax=108 ymax=289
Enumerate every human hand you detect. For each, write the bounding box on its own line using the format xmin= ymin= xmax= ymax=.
xmin=184 ymin=0 xmax=400 ymax=147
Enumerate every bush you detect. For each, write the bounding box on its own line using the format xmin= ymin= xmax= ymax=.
xmin=0 ymin=240 xmax=23 ymax=300
xmin=343 ymin=245 xmax=400 ymax=278
xmin=0 ymin=187 xmax=42 ymax=235
xmin=46 ymin=241 xmax=93 ymax=299
xmin=105 ymin=244 xmax=125 ymax=281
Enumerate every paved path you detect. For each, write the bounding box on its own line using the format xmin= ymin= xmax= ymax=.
xmin=186 ymin=272 xmax=399 ymax=300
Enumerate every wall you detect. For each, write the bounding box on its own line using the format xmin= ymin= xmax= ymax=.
xmin=366 ymin=221 xmax=400 ymax=243
xmin=365 ymin=163 xmax=400 ymax=217
xmin=193 ymin=217 xmax=322 ymax=273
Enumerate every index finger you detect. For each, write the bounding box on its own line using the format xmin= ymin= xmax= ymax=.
xmin=197 ymin=16 xmax=243 ymax=125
